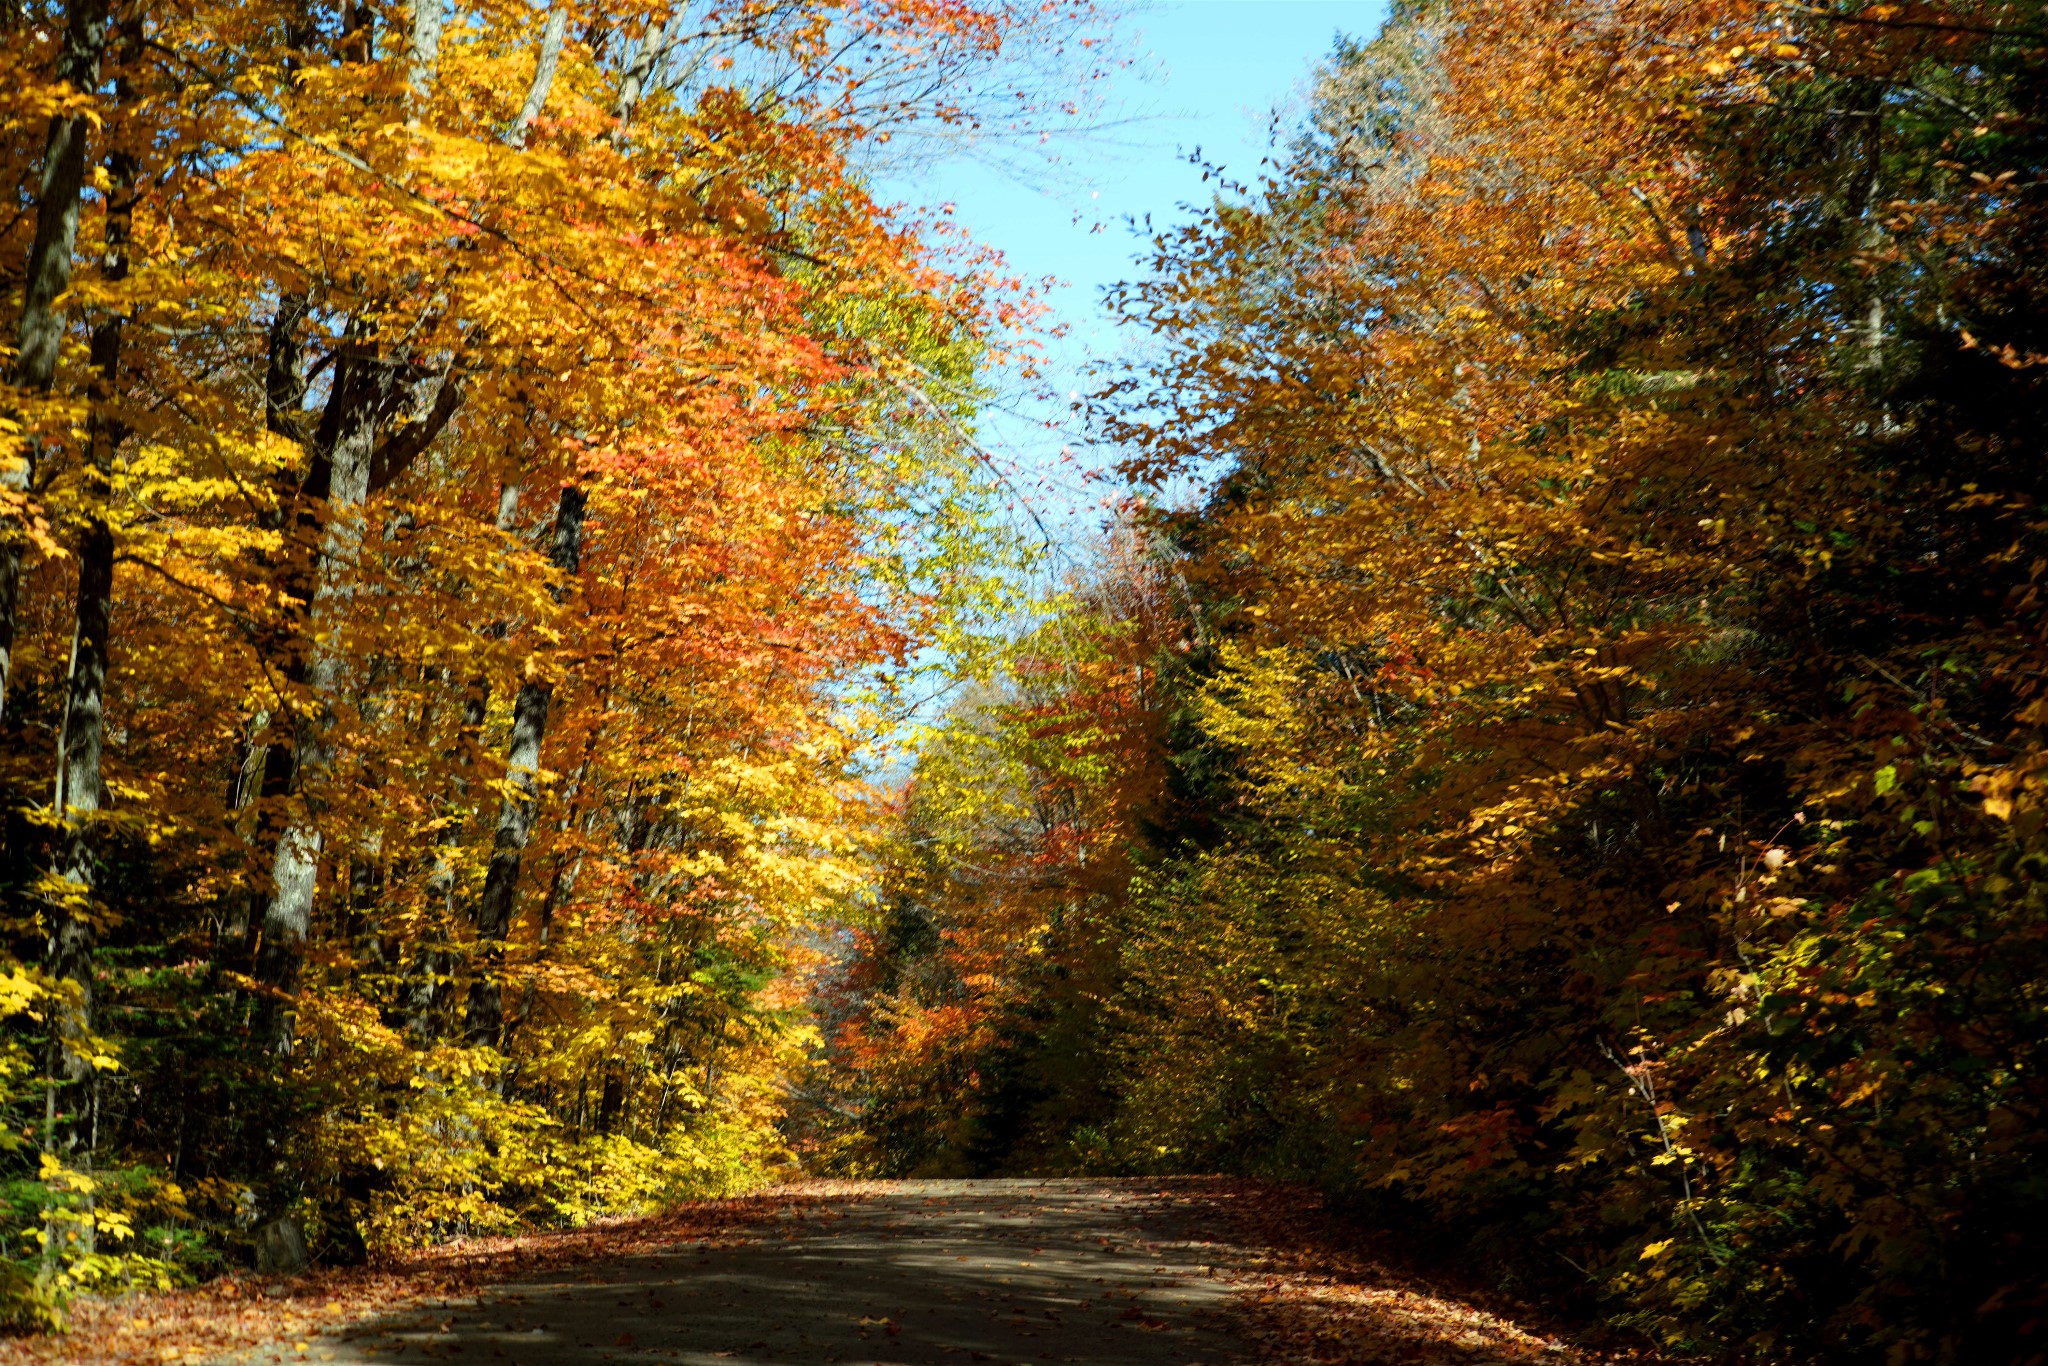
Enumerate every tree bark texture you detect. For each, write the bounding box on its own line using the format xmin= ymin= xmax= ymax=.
xmin=511 ymin=2 xmax=569 ymax=146
xmin=253 ymin=343 xmax=388 ymax=1053
xmin=612 ymin=10 xmax=672 ymax=138
xmin=1 ymin=0 xmax=111 ymax=724
xmin=246 ymin=0 xmax=572 ymax=1046
xmin=407 ymin=0 xmax=444 ymax=104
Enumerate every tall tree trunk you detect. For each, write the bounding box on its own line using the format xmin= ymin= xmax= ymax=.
xmin=437 ymin=15 xmax=573 ymax=1047
xmin=612 ymin=9 xmax=672 ymax=140
xmin=407 ymin=0 xmax=444 ymax=103
xmin=218 ymin=0 xmax=309 ymax=963
xmin=0 ymin=0 xmax=111 ymax=723
xmin=510 ymin=2 xmax=569 ymax=147
xmin=418 ymin=0 xmax=570 ymax=921
xmin=243 ymin=0 xmax=451 ymax=1046
xmin=1853 ymin=103 xmax=1888 ymax=378
xmin=463 ymin=485 xmax=585 ymax=1049
xmin=252 ymin=344 xmax=388 ymax=1053
xmin=218 ymin=291 xmax=314 ymax=960
xmin=45 ymin=88 xmax=136 ymax=1160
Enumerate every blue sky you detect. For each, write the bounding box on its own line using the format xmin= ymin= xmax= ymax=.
xmin=879 ymin=0 xmax=1390 ymax=550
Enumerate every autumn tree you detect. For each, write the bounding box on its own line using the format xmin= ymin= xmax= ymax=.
xmin=0 ymin=0 xmax=1110 ymax=1320
xmin=840 ymin=1 xmax=2048 ymax=1360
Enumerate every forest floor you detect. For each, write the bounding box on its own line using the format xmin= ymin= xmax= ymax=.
xmin=0 ymin=1178 xmax=1662 ymax=1366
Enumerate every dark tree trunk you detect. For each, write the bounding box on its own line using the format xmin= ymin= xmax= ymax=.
xmin=463 ymin=486 xmax=585 ymax=1049
xmin=1 ymin=0 xmax=111 ymax=724
xmin=43 ymin=4 xmax=132 ymax=1165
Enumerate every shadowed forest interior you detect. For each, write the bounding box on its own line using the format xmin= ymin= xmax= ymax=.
xmin=0 ymin=1 xmax=2044 ymax=1362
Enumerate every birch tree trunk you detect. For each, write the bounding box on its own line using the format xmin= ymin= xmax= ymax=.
xmin=612 ymin=9 xmax=674 ymax=140
xmin=259 ymin=1 xmax=570 ymax=1050
xmin=407 ymin=0 xmax=444 ymax=105
xmin=510 ymin=2 xmax=569 ymax=148
xmin=218 ymin=291 xmax=312 ymax=958
xmin=0 ymin=0 xmax=110 ymax=723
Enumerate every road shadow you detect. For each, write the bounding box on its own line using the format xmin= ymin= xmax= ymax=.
xmin=273 ymin=1180 xmax=1249 ymax=1366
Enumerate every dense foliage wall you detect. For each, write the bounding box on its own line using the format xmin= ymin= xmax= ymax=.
xmin=827 ymin=1 xmax=2048 ymax=1360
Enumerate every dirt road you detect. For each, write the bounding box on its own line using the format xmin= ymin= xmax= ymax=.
xmin=164 ymin=1178 xmax=1599 ymax=1366
xmin=249 ymin=1180 xmax=1250 ymax=1366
